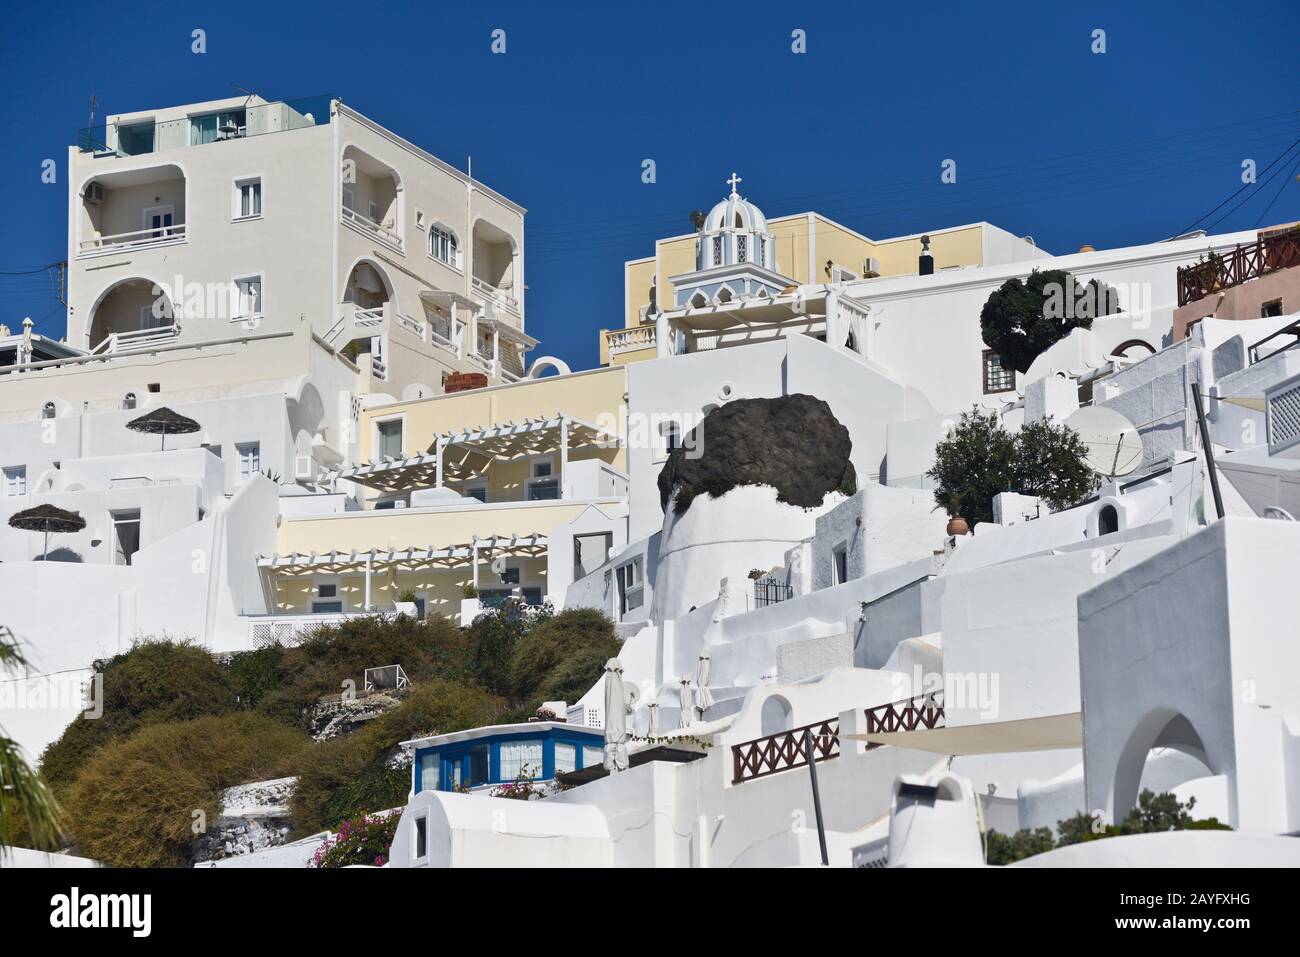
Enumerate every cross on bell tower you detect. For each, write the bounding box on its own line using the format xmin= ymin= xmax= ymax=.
xmin=726 ymin=172 xmax=742 ymax=196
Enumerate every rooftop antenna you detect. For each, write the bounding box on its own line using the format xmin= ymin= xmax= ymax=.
xmin=231 ymin=84 xmax=257 ymax=105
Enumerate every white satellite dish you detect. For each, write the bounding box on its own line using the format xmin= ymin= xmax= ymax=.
xmin=1065 ymin=405 xmax=1143 ymax=477
xmin=624 ymin=683 xmax=641 ymax=711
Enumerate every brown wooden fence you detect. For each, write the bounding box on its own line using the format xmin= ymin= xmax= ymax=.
xmin=864 ymin=691 xmax=945 ymax=734
xmin=1176 ymin=227 xmax=1300 ymax=307
xmin=731 ymin=718 xmax=839 ymax=785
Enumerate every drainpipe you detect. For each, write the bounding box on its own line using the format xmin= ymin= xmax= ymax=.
xmin=1191 ymin=384 xmax=1225 ymax=521
xmin=364 ymin=552 xmax=373 ymax=610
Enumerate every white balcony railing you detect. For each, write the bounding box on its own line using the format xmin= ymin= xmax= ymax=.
xmin=394 ymin=311 xmax=425 ymax=338
xmin=246 ymin=613 xmax=359 ymax=650
xmin=341 ymin=205 xmax=403 ymax=251
xmin=77 ymin=223 xmax=187 ymax=256
xmin=472 ymin=275 xmax=520 ymax=314
xmin=89 ymin=323 xmax=182 ymax=356
xmin=605 ymin=325 xmax=657 ymax=357
xmin=354 ymin=306 xmax=385 ymax=327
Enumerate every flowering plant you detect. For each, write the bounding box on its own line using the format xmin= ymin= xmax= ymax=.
xmin=310 ymin=812 xmax=399 ymax=868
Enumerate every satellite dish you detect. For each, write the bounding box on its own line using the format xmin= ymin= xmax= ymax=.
xmin=1065 ymin=406 xmax=1143 ymax=476
xmin=624 ymin=683 xmax=641 ymax=711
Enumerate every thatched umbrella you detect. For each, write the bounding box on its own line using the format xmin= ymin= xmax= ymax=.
xmin=8 ymin=504 xmax=86 ymax=561
xmin=126 ymin=406 xmax=200 ymax=450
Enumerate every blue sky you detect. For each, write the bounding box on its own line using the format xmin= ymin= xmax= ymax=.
xmin=1 ymin=0 xmax=1297 ymax=370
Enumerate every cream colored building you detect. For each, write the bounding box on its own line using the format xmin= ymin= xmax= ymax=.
xmin=69 ymin=94 xmax=530 ymax=394
xmin=604 ymin=175 xmax=1044 ymax=365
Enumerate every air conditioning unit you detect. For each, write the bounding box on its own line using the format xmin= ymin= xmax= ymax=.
xmin=293 ymin=455 xmax=315 ymax=480
xmin=831 ymin=265 xmax=858 ymax=283
xmin=84 ymin=182 xmax=105 ymax=205
xmin=862 ymin=257 xmax=881 ymax=278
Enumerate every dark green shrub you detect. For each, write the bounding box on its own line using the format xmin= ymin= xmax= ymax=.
xmin=509 ymin=608 xmax=620 ymax=706
xmin=63 ymin=713 xmax=308 ymax=868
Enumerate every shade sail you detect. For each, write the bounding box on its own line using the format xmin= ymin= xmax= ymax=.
xmin=842 ymin=712 xmax=1082 ymax=755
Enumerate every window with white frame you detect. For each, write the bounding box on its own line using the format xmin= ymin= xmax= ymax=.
xmin=341 ymin=185 xmax=354 ymax=212
xmin=462 ymin=481 xmax=487 ymax=503
xmin=232 ymin=276 xmax=262 ymax=321
xmin=737 ymin=234 xmax=747 ymax=262
xmin=617 ymin=556 xmax=644 ymax=613
xmin=527 ymin=457 xmax=558 ymax=500
xmin=2 ymin=465 xmax=26 ymax=497
xmin=413 ymin=814 xmax=427 ymax=861
xmin=236 ymin=442 xmax=260 ymax=483
xmin=554 ymin=742 xmax=577 ymax=774
xmin=311 ymin=581 xmax=343 ymax=614
xmin=234 ymin=177 xmax=262 ymax=219
xmin=582 ymin=745 xmax=604 ymax=769
xmin=375 ymin=418 xmax=404 ymax=459
xmin=419 ymin=752 xmax=440 ymax=792
xmin=832 ymin=544 xmax=849 ymax=585
xmin=498 ymin=740 xmax=543 ymax=780
xmin=712 ymin=235 xmax=723 ymax=265
xmin=428 ymin=225 xmax=460 ymax=268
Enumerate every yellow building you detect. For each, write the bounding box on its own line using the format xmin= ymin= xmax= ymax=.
xmin=602 ymin=175 xmax=1022 ymax=366
xmin=260 ymin=366 xmax=629 ymax=625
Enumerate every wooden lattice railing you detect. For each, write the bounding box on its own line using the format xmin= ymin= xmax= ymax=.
xmin=731 ymin=718 xmax=839 ymax=785
xmin=1176 ymin=227 xmax=1300 ymax=307
xmin=864 ymin=691 xmax=945 ymax=734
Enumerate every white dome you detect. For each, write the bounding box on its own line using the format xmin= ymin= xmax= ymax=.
xmin=704 ymin=192 xmax=769 ymax=233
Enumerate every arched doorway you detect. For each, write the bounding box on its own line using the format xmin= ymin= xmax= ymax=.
xmin=1110 ymin=708 xmax=1216 ymax=825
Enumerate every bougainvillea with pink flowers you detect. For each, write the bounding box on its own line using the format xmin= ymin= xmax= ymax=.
xmin=310 ymin=812 xmax=399 ymax=868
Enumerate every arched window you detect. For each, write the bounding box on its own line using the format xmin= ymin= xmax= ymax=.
xmin=428 ymin=225 xmax=460 ymax=268
xmin=41 ymin=401 xmax=55 ymax=420
xmin=123 ymin=392 xmax=137 ymax=410
xmin=1098 ymin=505 xmax=1119 ymax=536
xmin=760 ymin=695 xmax=793 ymax=737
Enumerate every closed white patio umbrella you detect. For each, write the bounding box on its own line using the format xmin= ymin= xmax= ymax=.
xmin=603 ymin=658 xmax=629 ymax=772
xmin=646 ymin=701 xmax=661 ymax=737
xmin=694 ymin=652 xmax=715 ymax=721
xmin=678 ymin=675 xmax=694 ymax=729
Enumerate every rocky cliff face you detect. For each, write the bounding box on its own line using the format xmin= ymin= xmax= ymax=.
xmin=657 ymin=394 xmax=855 ymax=515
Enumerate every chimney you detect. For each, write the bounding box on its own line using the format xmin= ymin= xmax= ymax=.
xmin=918 ymin=234 xmax=934 ymax=276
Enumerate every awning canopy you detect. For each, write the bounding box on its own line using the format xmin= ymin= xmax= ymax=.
xmin=842 ymin=712 xmax=1082 ymax=755
xmin=258 ymin=533 xmax=550 ymax=575
xmin=666 ymin=290 xmax=831 ymax=333
xmin=327 ymin=413 xmax=620 ymax=491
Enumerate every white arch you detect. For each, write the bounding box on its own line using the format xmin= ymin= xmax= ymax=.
xmin=83 ymin=274 xmax=176 ymax=348
xmin=340 ymin=254 xmax=397 ymax=309
xmin=527 ymin=356 xmax=570 ymax=379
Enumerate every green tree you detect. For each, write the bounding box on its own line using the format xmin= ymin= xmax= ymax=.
xmin=0 ymin=628 xmax=63 ymax=854
xmin=928 ymin=409 xmax=1096 ymax=525
xmin=508 ymin=608 xmax=620 ymax=706
xmin=927 ymin=408 xmax=1017 ymax=525
xmin=1011 ymin=417 xmax=1098 ymax=511
xmin=980 ymin=269 xmax=1121 ymax=373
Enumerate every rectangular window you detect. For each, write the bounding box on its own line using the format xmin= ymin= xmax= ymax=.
xmin=311 ymin=600 xmax=343 ymax=614
xmin=582 ymin=745 xmax=604 ymax=770
xmin=376 ymin=419 xmax=404 ymax=459
xmin=463 ymin=483 xmax=488 ymax=503
xmin=232 ymin=276 xmax=262 ymax=320
xmin=527 ymin=457 xmax=559 ymax=500
xmin=236 ymin=442 xmax=260 ymax=483
xmin=498 ymin=740 xmax=543 ymax=780
xmin=983 ymin=350 xmax=1015 ymax=394
xmin=368 ymin=200 xmax=381 ymax=224
xmin=617 ymin=557 xmax=644 ymax=614
xmin=554 ymin=742 xmax=577 ymax=774
xmin=235 ymin=178 xmax=262 ymax=219
xmin=413 ymin=816 xmax=427 ymax=860
xmin=317 ymin=583 xmax=337 ymax=599
xmin=341 ymin=186 xmax=354 ymax=212
xmin=419 ymin=753 xmax=439 ymax=793
xmin=467 ymin=746 xmax=490 ymax=786
xmin=2 ymin=465 xmax=26 ymax=497
xmin=832 ymin=544 xmax=849 ymax=586
xmin=142 ymin=204 xmax=175 ymax=239
xmin=112 ymin=509 xmax=141 ymax=566
xmin=1261 ymin=298 xmax=1284 ymax=318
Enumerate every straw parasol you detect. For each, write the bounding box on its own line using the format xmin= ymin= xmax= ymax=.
xmin=8 ymin=504 xmax=86 ymax=560
xmin=126 ymin=406 xmax=201 ymax=451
